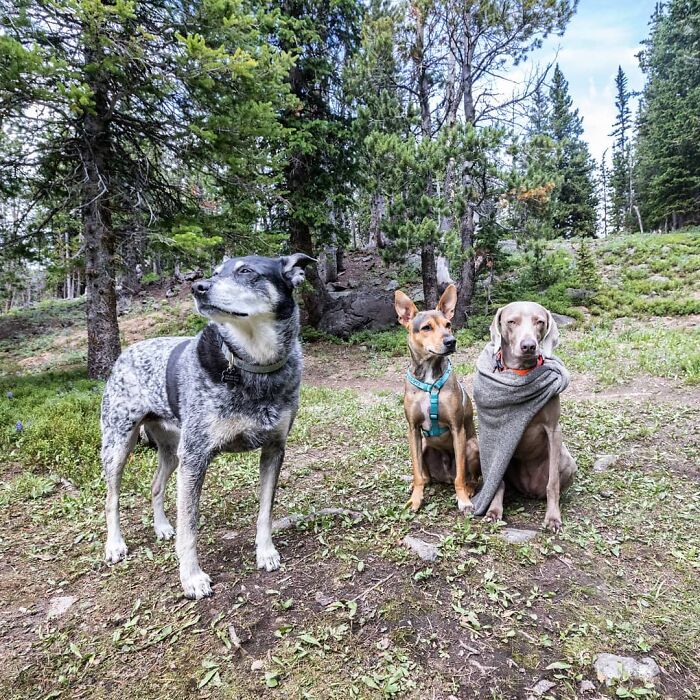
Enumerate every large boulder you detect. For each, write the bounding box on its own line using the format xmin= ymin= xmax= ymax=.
xmin=316 ymin=290 xmax=397 ymax=338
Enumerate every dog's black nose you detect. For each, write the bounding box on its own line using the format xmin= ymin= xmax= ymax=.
xmin=444 ymin=335 xmax=456 ymax=350
xmin=192 ymin=280 xmax=211 ymax=295
xmin=520 ymin=338 xmax=537 ymax=354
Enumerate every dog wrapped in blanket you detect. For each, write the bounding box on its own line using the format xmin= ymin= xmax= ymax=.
xmin=471 ymin=301 xmax=577 ymax=530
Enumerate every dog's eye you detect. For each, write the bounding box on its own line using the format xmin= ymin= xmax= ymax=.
xmin=421 ymin=325 xmax=432 ymax=332
xmin=238 ymin=267 xmax=253 ymax=275
xmin=507 ymin=319 xmax=517 ymax=325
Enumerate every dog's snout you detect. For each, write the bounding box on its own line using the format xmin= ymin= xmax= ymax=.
xmin=520 ymin=338 xmax=537 ymax=355
xmin=192 ymin=280 xmax=212 ymax=295
xmin=443 ymin=335 xmax=456 ymax=350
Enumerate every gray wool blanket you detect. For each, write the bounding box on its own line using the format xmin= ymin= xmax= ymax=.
xmin=471 ymin=342 xmax=570 ymax=516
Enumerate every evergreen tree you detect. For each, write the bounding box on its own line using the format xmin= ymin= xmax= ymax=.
xmin=610 ymin=66 xmax=634 ymax=232
xmin=274 ymin=0 xmax=363 ymax=326
xmin=0 ymin=0 xmax=290 ymax=377
xmin=635 ymin=0 xmax=700 ymax=229
xmin=548 ymin=65 xmax=598 ymax=238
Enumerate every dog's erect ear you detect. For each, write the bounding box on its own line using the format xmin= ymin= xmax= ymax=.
xmin=489 ymin=307 xmax=503 ymax=352
xmin=541 ymin=309 xmax=560 ymax=357
xmin=436 ymin=284 xmax=457 ymax=320
xmin=280 ymin=253 xmax=316 ymax=288
xmin=394 ymin=290 xmax=418 ymax=328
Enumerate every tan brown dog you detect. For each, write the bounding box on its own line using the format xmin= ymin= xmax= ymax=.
xmin=395 ymin=285 xmax=480 ymax=513
xmin=484 ymin=301 xmax=577 ymax=531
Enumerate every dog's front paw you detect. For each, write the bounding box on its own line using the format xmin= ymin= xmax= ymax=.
xmin=105 ymin=538 xmax=128 ymax=563
xmin=181 ymin=569 xmax=213 ymax=599
xmin=543 ymin=513 xmax=562 ymax=533
xmin=483 ymin=510 xmax=503 ymax=524
xmin=154 ymin=520 xmax=175 ymax=541
xmin=457 ymin=497 xmax=474 ymax=515
xmin=405 ymin=487 xmax=425 ymax=512
xmin=256 ymin=544 xmax=281 ymax=572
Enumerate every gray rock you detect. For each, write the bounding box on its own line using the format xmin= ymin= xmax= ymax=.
xmin=384 ymin=280 xmax=399 ymax=292
xmin=403 ymin=535 xmax=439 ymax=562
xmin=530 ymin=679 xmax=556 ymax=696
xmin=593 ymin=653 xmax=661 ymax=683
xmin=566 ymin=287 xmax=596 ymax=301
xmin=593 ymin=454 xmax=619 ymax=472
xmin=47 ymin=595 xmax=77 ymax=619
xmin=317 ymin=290 xmax=398 ymax=338
xmin=314 ymin=591 xmax=335 ymax=607
xmin=648 ymin=274 xmax=669 ymax=283
xmin=498 ymin=528 xmax=538 ymax=544
xmin=408 ymin=286 xmax=424 ymax=303
xmin=498 ymin=239 xmax=518 ymax=254
xmin=551 ymin=312 xmax=576 ymax=327
xmin=579 ymin=680 xmax=596 ymax=694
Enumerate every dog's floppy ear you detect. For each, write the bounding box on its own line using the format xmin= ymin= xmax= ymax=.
xmin=394 ymin=290 xmax=418 ymax=328
xmin=489 ymin=307 xmax=503 ymax=352
xmin=280 ymin=253 xmax=316 ymax=288
xmin=541 ymin=309 xmax=560 ymax=357
xmin=436 ymin=284 xmax=457 ymax=320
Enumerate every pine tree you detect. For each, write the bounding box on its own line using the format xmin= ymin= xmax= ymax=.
xmin=0 ymin=0 xmax=290 ymax=376
xmin=635 ymin=0 xmax=700 ymax=229
xmin=610 ymin=67 xmax=634 ymax=232
xmin=548 ymin=65 xmax=598 ymax=238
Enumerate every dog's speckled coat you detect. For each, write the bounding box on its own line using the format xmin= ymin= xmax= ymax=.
xmin=101 ymin=253 xmax=314 ymax=599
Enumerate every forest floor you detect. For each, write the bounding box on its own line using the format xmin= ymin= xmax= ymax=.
xmin=0 ymin=233 xmax=699 ymax=699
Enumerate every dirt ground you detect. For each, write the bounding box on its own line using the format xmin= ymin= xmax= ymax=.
xmin=0 ymin=295 xmax=699 ymax=699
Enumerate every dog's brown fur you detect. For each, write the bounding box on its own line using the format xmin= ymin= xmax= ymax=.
xmin=395 ymin=285 xmax=480 ymax=513
xmin=484 ymin=301 xmax=577 ymax=531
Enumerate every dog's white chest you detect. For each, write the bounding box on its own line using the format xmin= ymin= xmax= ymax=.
xmin=207 ymin=409 xmax=292 ymax=452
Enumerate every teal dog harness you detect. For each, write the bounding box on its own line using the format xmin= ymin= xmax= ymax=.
xmin=406 ymin=361 xmax=452 ymax=438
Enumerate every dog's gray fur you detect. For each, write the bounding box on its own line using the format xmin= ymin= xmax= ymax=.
xmin=101 ymin=253 xmax=314 ymax=599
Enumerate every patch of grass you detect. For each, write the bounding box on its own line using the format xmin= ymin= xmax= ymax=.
xmin=559 ymin=324 xmax=700 ymax=386
xmin=592 ymin=229 xmax=700 ymax=318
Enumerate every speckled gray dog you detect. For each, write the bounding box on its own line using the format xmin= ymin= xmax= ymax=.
xmin=101 ymin=253 xmax=314 ymax=599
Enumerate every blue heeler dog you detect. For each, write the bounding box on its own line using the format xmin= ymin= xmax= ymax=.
xmin=100 ymin=253 xmax=314 ymax=599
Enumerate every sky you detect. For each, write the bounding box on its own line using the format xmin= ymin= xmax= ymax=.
xmin=527 ymin=0 xmax=658 ymax=164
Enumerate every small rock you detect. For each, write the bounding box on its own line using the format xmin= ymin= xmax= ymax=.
xmin=551 ymin=312 xmax=576 ymax=327
xmin=499 ymin=239 xmax=519 ymax=253
xmin=498 ymin=528 xmax=538 ymax=544
xmin=403 ymin=535 xmax=439 ymax=562
xmin=593 ymin=653 xmax=661 ymax=683
xmin=384 ymin=280 xmax=399 ymax=292
xmin=346 ymin=278 xmax=359 ymax=289
xmin=250 ymin=659 xmax=265 ymax=671
xmin=579 ymin=679 xmax=596 ymax=693
xmin=165 ymin=288 xmax=177 ymax=298
xmin=47 ymin=595 xmax=77 ymax=619
xmin=593 ymin=455 xmax=618 ymax=472
xmin=314 ymin=591 xmax=334 ymax=607
xmin=531 ymin=679 xmax=556 ymax=696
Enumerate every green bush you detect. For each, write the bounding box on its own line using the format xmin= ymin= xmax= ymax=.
xmin=0 ymin=372 xmax=102 ymax=486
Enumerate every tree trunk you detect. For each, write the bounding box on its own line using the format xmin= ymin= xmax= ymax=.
xmin=421 ymin=243 xmax=438 ymax=309
xmin=454 ymin=206 xmax=476 ymax=327
xmin=118 ymin=226 xmax=145 ymax=295
xmin=367 ymin=192 xmax=385 ymax=249
xmin=81 ymin=55 xmax=121 ymax=379
xmin=290 ymin=220 xmax=330 ymax=328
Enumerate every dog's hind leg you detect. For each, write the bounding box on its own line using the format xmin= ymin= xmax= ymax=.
xmin=146 ymin=421 xmax=179 ymax=541
xmin=102 ymin=421 xmax=140 ymax=563
xmin=256 ymin=442 xmax=285 ymax=572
